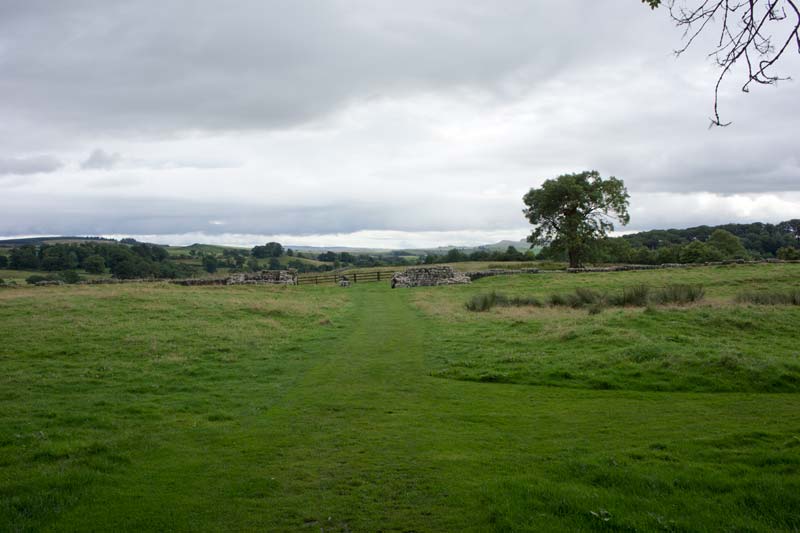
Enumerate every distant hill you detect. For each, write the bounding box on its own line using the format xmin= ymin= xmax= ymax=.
xmin=0 ymin=236 xmax=535 ymax=256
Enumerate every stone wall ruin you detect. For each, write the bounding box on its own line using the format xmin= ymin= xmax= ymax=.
xmin=391 ymin=266 xmax=471 ymax=288
xmin=172 ymin=270 xmax=297 ymax=286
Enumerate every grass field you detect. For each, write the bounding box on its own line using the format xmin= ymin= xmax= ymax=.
xmin=1 ymin=264 xmax=799 ymax=531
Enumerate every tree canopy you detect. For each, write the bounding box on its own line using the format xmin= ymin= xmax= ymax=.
xmin=523 ymin=171 xmax=630 ymax=268
xmin=252 ymin=242 xmax=284 ymax=258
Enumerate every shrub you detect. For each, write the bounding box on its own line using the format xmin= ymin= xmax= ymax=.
xmin=82 ymin=254 xmax=106 ymax=274
xmin=777 ymin=246 xmax=800 ymax=260
xmin=59 ymin=270 xmax=82 ymax=284
xmin=735 ymin=290 xmax=800 ymax=306
xmin=654 ymin=284 xmax=705 ymax=305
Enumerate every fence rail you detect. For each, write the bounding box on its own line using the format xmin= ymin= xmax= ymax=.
xmin=296 ymin=270 xmax=389 ymax=285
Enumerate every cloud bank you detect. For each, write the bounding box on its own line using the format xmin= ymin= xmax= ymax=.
xmin=0 ymin=1 xmax=797 ymax=246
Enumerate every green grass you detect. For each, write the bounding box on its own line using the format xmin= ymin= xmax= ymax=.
xmin=418 ymin=263 xmax=800 ymax=393
xmin=0 ymin=269 xmax=111 ymax=285
xmin=1 ymin=264 xmax=799 ymax=531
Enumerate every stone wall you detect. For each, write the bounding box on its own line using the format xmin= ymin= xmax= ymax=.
xmin=226 ymin=270 xmax=297 ymax=285
xmin=466 ymin=268 xmax=539 ymax=281
xmin=172 ymin=270 xmax=297 ymax=286
xmin=391 ymin=266 xmax=471 ymax=288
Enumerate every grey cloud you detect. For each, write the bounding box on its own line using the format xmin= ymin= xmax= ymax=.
xmin=0 ymin=155 xmax=62 ymax=175
xmin=0 ymin=1 xmax=798 ymax=241
xmin=0 ymin=192 xmax=520 ymax=237
xmin=0 ymin=1 xmax=672 ymax=135
xmin=81 ymin=149 xmax=122 ymax=170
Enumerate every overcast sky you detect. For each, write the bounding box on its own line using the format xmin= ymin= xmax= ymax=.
xmin=1 ymin=0 xmax=798 ymax=248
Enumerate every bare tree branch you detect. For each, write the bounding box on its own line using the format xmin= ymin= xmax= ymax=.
xmin=646 ymin=0 xmax=800 ymax=125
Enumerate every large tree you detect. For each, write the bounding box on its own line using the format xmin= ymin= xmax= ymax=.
xmin=523 ymin=171 xmax=630 ymax=268
xmin=644 ymin=0 xmax=800 ymax=126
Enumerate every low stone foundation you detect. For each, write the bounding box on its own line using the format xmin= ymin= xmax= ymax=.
xmin=226 ymin=270 xmax=297 ymax=285
xmin=172 ymin=270 xmax=297 ymax=286
xmin=391 ymin=266 xmax=471 ymax=288
xmin=466 ymin=268 xmax=539 ymax=281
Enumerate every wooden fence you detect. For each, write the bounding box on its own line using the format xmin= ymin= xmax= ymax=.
xmin=296 ymin=270 xmax=389 ymax=285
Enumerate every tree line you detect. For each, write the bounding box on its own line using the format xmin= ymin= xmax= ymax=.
xmin=537 ymin=221 xmax=800 ymax=265
xmin=2 ymin=242 xmax=195 ymax=281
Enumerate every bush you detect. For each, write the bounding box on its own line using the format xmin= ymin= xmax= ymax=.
xmin=59 ymin=270 xmax=82 ymax=284
xmin=653 ymin=284 xmax=705 ymax=305
xmin=735 ymin=290 xmax=800 ymax=306
xmin=777 ymin=246 xmax=800 ymax=260
xmin=202 ymin=255 xmax=219 ymax=274
xmin=82 ymin=254 xmax=106 ymax=274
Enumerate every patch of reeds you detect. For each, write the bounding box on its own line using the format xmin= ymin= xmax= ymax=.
xmin=653 ymin=284 xmax=705 ymax=305
xmin=467 ymin=284 xmax=707 ymax=313
xmin=735 ymin=289 xmax=800 ymax=306
xmin=546 ymin=284 xmax=705 ymax=312
xmin=608 ymin=285 xmax=651 ymax=307
xmin=465 ymin=291 xmax=542 ymax=312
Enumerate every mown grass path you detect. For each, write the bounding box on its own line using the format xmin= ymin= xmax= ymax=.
xmin=5 ymin=281 xmax=799 ymax=531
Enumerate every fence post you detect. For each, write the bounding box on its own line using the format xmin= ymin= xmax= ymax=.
xmin=354 ymin=273 xmax=357 ymax=283
xmin=378 ymin=271 xmax=381 ymax=281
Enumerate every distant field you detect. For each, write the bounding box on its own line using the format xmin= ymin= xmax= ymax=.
xmin=1 ymin=264 xmax=798 ymax=531
xmin=340 ymin=260 xmax=551 ymax=275
xmin=0 ymin=269 xmax=111 ymax=285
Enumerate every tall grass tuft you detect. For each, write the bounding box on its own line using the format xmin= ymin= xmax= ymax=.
xmin=654 ymin=284 xmax=705 ymax=305
xmin=548 ymin=293 xmax=571 ymax=307
xmin=606 ymin=285 xmax=650 ymax=307
xmin=735 ymin=289 xmax=800 ymax=306
xmin=573 ymin=288 xmax=604 ymax=306
xmin=465 ymin=292 xmax=542 ymax=312
xmin=507 ymin=295 xmax=543 ymax=307
xmin=465 ymin=291 xmax=506 ymax=312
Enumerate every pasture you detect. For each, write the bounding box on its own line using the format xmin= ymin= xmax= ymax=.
xmin=1 ymin=263 xmax=799 ymax=531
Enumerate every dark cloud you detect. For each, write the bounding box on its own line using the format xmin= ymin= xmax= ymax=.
xmin=0 ymin=155 xmax=62 ymax=175
xmin=0 ymin=1 xmax=672 ymax=134
xmin=0 ymin=192 xmax=519 ymax=237
xmin=81 ymin=149 xmax=122 ymax=170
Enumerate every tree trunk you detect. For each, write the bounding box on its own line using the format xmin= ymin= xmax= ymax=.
xmin=568 ymin=248 xmax=582 ymax=269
